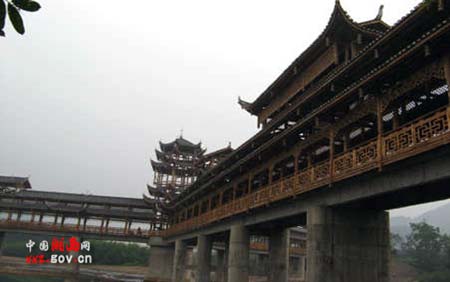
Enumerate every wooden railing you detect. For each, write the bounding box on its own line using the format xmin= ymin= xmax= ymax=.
xmin=0 ymin=220 xmax=161 ymax=239
xmin=164 ymin=107 xmax=450 ymax=237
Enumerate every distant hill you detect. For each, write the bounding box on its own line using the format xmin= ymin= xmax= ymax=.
xmin=391 ymin=203 xmax=450 ymax=236
xmin=416 ymin=203 xmax=450 ymax=234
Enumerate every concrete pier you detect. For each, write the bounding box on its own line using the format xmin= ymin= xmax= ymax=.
xmin=298 ymin=256 xmax=306 ymax=280
xmin=216 ymin=245 xmax=228 ymax=282
xmin=268 ymin=229 xmax=289 ymax=282
xmin=228 ymin=224 xmax=249 ymax=282
xmin=172 ymin=239 xmax=187 ymax=282
xmin=0 ymin=232 xmax=5 ymax=257
xmin=307 ymin=207 xmax=390 ymax=282
xmin=144 ymin=237 xmax=174 ymax=282
xmin=196 ymin=235 xmax=212 ymax=282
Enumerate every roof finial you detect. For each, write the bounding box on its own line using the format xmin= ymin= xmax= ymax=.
xmin=375 ymin=5 xmax=384 ymax=21
xmin=179 ymin=129 xmax=183 ymax=138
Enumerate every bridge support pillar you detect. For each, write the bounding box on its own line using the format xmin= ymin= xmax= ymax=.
xmin=306 ymin=207 xmax=390 ymax=282
xmin=196 ymin=234 xmax=212 ymax=282
xmin=268 ymin=229 xmax=289 ymax=282
xmin=227 ymin=224 xmax=249 ymax=282
xmin=0 ymin=232 xmax=5 ymax=257
xmin=216 ymin=244 xmax=228 ymax=282
xmin=172 ymin=239 xmax=187 ymax=282
xmin=144 ymin=237 xmax=174 ymax=282
xmin=298 ymin=256 xmax=306 ymax=281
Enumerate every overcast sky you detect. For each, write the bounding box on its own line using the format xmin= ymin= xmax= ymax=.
xmin=1 ymin=0 xmax=448 ymax=217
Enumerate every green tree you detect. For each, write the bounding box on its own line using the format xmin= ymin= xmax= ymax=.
xmin=0 ymin=0 xmax=41 ymax=36
xmin=442 ymin=234 xmax=450 ymax=270
xmin=391 ymin=233 xmax=404 ymax=255
xmin=403 ymin=222 xmax=443 ymax=272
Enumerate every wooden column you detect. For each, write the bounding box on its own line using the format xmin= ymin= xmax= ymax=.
xmin=329 ymin=129 xmax=335 ymax=181
xmin=219 ymin=191 xmax=224 ymax=206
xmin=171 ymin=168 xmax=176 ymax=186
xmin=208 ymin=197 xmax=212 ymax=211
xmin=76 ymin=217 xmax=81 ymax=229
xmin=439 ymin=0 xmax=445 ymax=11
xmin=54 ymin=214 xmax=58 ymax=225
xmin=392 ymin=110 xmax=399 ymax=130
xmin=60 ymin=216 xmax=65 ymax=228
xmin=343 ymin=133 xmax=349 ymax=152
xmin=307 ymin=153 xmax=312 ymax=168
xmin=30 ymin=211 xmax=35 ymax=223
xmin=444 ymin=54 xmax=450 ymax=100
xmin=6 ymin=210 xmax=12 ymax=221
xmin=128 ymin=220 xmax=133 ymax=233
xmin=377 ymin=97 xmax=384 ymax=170
xmin=124 ymin=220 xmax=129 ymax=233
xmin=268 ymin=166 xmax=274 ymax=184
xmin=294 ymin=154 xmax=299 ymax=173
xmin=83 ymin=217 xmax=88 ymax=231
xmin=247 ymin=174 xmax=253 ymax=194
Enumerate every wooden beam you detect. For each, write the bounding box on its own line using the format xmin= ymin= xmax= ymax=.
xmin=439 ymin=0 xmax=444 ymax=11
xmin=444 ymin=54 xmax=450 ymax=100
xmin=248 ymin=174 xmax=253 ymax=194
xmin=393 ymin=110 xmax=399 ymax=130
xmin=377 ymin=97 xmax=384 ymax=171
xmin=329 ymin=129 xmax=335 ymax=182
xmin=343 ymin=133 xmax=349 ymax=152
xmin=268 ymin=165 xmax=273 ymax=184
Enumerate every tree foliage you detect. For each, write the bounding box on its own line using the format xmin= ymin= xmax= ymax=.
xmin=0 ymin=0 xmax=40 ymax=36
xmin=88 ymin=240 xmax=150 ymax=266
xmin=403 ymin=222 xmax=443 ymax=272
xmin=399 ymin=222 xmax=450 ymax=282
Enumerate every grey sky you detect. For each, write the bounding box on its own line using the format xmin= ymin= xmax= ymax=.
xmin=1 ymin=0 xmax=447 ymax=217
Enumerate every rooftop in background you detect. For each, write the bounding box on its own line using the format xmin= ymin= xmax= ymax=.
xmin=0 ymin=176 xmax=32 ymax=189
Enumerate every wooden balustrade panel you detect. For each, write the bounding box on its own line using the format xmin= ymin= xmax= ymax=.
xmin=283 ymin=176 xmax=295 ymax=195
xmin=271 ymin=183 xmax=282 ymax=199
xmin=355 ymin=141 xmax=378 ymax=167
xmin=297 ymin=170 xmax=312 ymax=191
xmin=334 ymin=152 xmax=353 ymax=176
xmin=313 ymin=162 xmax=330 ymax=182
xmin=384 ymin=128 xmax=414 ymax=156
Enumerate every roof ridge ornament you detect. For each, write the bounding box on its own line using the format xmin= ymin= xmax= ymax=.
xmin=376 ymin=5 xmax=384 ymax=21
xmin=238 ymin=96 xmax=252 ymax=112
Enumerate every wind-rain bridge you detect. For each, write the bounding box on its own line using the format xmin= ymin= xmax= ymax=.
xmin=1 ymin=1 xmax=450 ymax=282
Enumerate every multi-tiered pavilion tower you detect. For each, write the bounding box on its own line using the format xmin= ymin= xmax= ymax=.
xmin=143 ymin=136 xmax=232 ymax=224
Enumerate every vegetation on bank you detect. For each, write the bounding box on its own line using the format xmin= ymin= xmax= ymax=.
xmin=1 ymin=233 xmax=150 ymax=266
xmin=392 ymin=222 xmax=450 ymax=282
xmin=0 ymin=233 xmax=150 ymax=281
xmin=0 ymin=276 xmax=61 ymax=282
